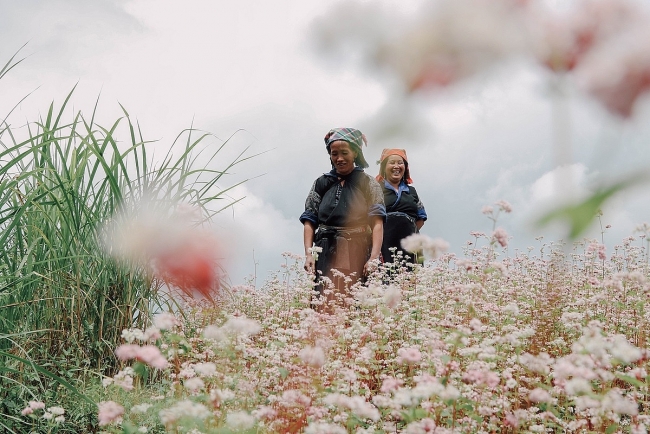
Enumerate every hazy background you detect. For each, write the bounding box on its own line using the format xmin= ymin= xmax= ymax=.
xmin=3 ymin=0 xmax=650 ymax=285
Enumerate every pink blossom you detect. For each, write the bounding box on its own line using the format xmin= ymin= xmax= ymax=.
xmin=136 ymin=345 xmax=169 ymax=369
xmin=299 ymin=346 xmax=326 ymax=368
xmin=98 ymin=401 xmax=124 ymax=426
xmin=532 ymin=0 xmax=643 ymax=72
xmin=383 ymin=285 xmax=401 ymax=309
xmin=495 ymin=200 xmax=512 ymax=213
xmin=153 ymin=312 xmax=181 ymax=331
xmin=102 ymin=202 xmax=222 ymax=300
xmin=21 ymin=407 xmax=33 ymax=416
xmin=115 ymin=344 xmax=139 ymax=360
xmin=397 ymin=347 xmax=422 ymax=364
xmin=28 ymin=401 xmax=45 ymax=410
xmin=504 ymin=413 xmax=519 ymax=429
xmin=115 ymin=344 xmax=168 ymax=369
xmin=492 ymin=227 xmax=509 ymax=247
xmin=529 ymin=388 xmax=553 ymax=404
xmin=380 ymin=377 xmax=404 ymax=393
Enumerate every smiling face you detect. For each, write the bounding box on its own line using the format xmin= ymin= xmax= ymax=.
xmin=329 ymin=141 xmax=357 ymax=176
xmin=385 ymin=155 xmax=406 ymax=185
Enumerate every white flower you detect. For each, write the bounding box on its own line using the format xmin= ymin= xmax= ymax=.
xmin=221 ymin=316 xmax=262 ymax=336
xmin=48 ymin=407 xmax=65 ymax=416
xmin=193 ymin=362 xmax=217 ymax=377
xmin=564 ymin=378 xmax=592 ymax=396
xmin=439 ymin=385 xmax=460 ymax=401
xmin=153 ymin=312 xmax=180 ymax=331
xmin=226 ymin=411 xmax=256 ymax=430
xmin=299 ymin=346 xmax=326 ymax=368
xmin=184 ymin=377 xmax=205 ymax=392
xmin=130 ymin=404 xmax=153 ymax=414
xmin=383 ymin=285 xmax=402 ymax=309
xmin=203 ymin=325 xmax=226 ymax=341
xmin=610 ymin=335 xmax=642 ymax=364
xmin=121 ymin=328 xmax=144 ymax=343
xmin=602 ymin=389 xmax=639 ymax=416
xmin=401 ymin=234 xmax=449 ymax=259
xmin=503 ymin=303 xmax=519 ymax=315
xmin=309 ymin=245 xmax=323 ymax=261
xmin=159 ymin=400 xmax=210 ymax=424
xmin=529 ymin=388 xmax=553 ymax=404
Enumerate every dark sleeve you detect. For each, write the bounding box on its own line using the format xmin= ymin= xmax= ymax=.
xmin=365 ymin=175 xmax=386 ymax=220
xmin=299 ymin=179 xmax=320 ymax=225
xmin=409 ymin=186 xmax=427 ymax=221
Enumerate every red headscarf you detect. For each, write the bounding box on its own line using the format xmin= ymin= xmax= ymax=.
xmin=376 ymin=148 xmax=413 ymax=184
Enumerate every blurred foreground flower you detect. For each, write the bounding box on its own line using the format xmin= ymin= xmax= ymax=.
xmin=101 ymin=201 xmax=223 ymax=300
xmin=98 ymin=401 xmax=124 ymax=426
xmin=314 ymin=0 xmax=528 ymax=90
xmin=315 ymin=0 xmax=650 ymax=116
xmin=401 ymin=233 xmax=449 ymax=260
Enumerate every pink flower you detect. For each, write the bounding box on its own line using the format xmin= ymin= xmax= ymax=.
xmin=504 ymin=413 xmax=519 ymax=429
xmin=115 ymin=344 xmax=139 ymax=361
xmin=102 ymin=202 xmax=223 ymax=300
xmin=98 ymin=401 xmax=124 ymax=426
xmin=21 ymin=407 xmax=33 ymax=416
xmin=397 ymin=347 xmax=422 ymax=364
xmin=380 ymin=377 xmax=404 ymax=393
xmin=299 ymin=346 xmax=326 ymax=368
xmin=532 ymin=0 xmax=643 ymax=72
xmin=492 ymin=227 xmax=509 ymax=247
xmin=495 ymin=200 xmax=512 ymax=213
xmin=153 ymin=312 xmax=180 ymax=331
xmin=115 ymin=344 xmax=168 ymax=369
xmin=529 ymin=388 xmax=553 ymax=404
xmin=136 ymin=345 xmax=169 ymax=369
xmin=29 ymin=401 xmax=45 ymax=410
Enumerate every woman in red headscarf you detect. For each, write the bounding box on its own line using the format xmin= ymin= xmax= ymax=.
xmin=300 ymin=128 xmax=386 ymax=311
xmin=376 ymin=149 xmax=427 ymax=264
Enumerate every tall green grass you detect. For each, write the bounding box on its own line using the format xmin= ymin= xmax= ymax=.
xmin=0 ymin=49 xmax=253 ymax=431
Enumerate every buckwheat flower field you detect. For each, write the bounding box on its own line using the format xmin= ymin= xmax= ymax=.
xmin=90 ymin=207 xmax=649 ymax=433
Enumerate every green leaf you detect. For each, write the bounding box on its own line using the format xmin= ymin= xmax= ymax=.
xmin=606 ymin=423 xmax=619 ymax=434
xmin=614 ymin=372 xmax=645 ymax=388
xmin=537 ymin=174 xmax=646 ymax=239
xmin=278 ymin=367 xmax=290 ymax=379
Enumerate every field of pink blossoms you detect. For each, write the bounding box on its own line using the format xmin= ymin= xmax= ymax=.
xmin=43 ymin=205 xmax=645 ymax=434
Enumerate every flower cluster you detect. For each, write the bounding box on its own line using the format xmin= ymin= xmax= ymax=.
xmin=86 ymin=233 xmax=650 ymax=433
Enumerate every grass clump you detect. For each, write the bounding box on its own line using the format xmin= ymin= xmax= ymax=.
xmin=0 ymin=49 xmax=252 ymax=432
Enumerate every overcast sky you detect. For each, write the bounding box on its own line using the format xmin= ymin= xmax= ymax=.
xmin=3 ymin=0 xmax=650 ymax=286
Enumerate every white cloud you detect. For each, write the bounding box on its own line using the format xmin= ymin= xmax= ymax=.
xmin=212 ymin=185 xmax=301 ymax=286
xmin=3 ymin=0 xmax=650 ymax=285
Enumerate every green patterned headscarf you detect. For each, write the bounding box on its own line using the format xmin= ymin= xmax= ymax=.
xmin=324 ymin=127 xmax=369 ymax=169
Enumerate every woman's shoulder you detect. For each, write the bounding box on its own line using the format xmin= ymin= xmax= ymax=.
xmin=313 ymin=173 xmax=338 ymax=194
xmin=356 ymin=170 xmax=381 ymax=186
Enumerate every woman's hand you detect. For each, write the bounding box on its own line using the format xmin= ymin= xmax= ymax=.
xmin=365 ymin=215 xmax=383 ymax=276
xmin=303 ymin=221 xmax=316 ymax=275
xmin=304 ymin=256 xmax=315 ymax=275
xmin=364 ymin=257 xmax=380 ymax=276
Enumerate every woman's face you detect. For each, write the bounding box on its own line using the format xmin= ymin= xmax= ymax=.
xmin=385 ymin=155 xmax=405 ymax=184
xmin=330 ymin=141 xmax=357 ymax=176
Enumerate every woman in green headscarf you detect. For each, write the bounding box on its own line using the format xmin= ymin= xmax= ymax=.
xmin=300 ymin=128 xmax=386 ymax=312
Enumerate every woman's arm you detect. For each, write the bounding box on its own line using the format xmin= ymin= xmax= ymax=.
xmin=303 ymin=221 xmax=316 ymax=274
xmin=364 ymin=215 xmax=383 ymax=274
xmin=416 ymin=219 xmax=425 ymax=231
